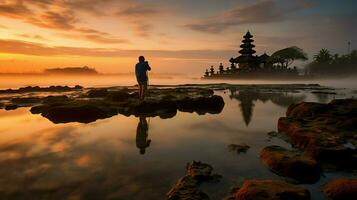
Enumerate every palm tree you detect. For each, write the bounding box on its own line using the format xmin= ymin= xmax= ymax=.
xmin=313 ymin=49 xmax=332 ymax=65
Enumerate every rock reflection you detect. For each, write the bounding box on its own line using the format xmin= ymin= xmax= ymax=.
xmin=136 ymin=117 xmax=151 ymax=155
xmin=229 ymin=89 xmax=306 ymax=126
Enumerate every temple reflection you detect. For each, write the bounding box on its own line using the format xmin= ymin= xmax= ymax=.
xmin=136 ymin=117 xmax=151 ymax=155
xmin=229 ymin=89 xmax=306 ymax=126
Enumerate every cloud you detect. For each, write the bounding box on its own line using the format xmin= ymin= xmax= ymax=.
xmin=185 ymin=0 xmax=314 ymax=33
xmin=0 ymin=0 xmax=128 ymax=44
xmin=0 ymin=39 xmax=234 ymax=59
xmin=17 ymin=34 xmax=48 ymax=41
xmin=0 ymin=1 xmax=32 ymax=18
xmin=116 ymin=4 xmax=162 ymax=37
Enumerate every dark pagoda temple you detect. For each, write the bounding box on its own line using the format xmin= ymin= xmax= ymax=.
xmin=203 ymin=31 xmax=299 ymax=79
xmin=231 ymin=31 xmax=260 ymax=70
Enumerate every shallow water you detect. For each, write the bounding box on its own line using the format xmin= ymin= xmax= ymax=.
xmin=0 ymin=88 xmax=355 ymax=199
xmin=1 ymin=74 xmax=357 ymax=89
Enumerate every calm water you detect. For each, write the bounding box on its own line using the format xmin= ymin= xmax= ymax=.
xmin=1 ymin=74 xmax=357 ymax=89
xmin=0 ymin=86 xmax=355 ymax=199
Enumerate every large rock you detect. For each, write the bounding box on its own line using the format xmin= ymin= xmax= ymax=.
xmin=129 ymin=100 xmax=178 ymax=119
xmin=234 ymin=180 xmax=310 ymax=200
xmin=41 ymin=104 xmax=116 ymax=123
xmin=260 ymin=146 xmax=320 ymax=183
xmin=278 ymin=99 xmax=357 ymax=169
xmin=30 ymin=87 xmax=224 ymax=123
xmin=5 ymin=104 xmax=18 ymax=110
xmin=3 ymin=85 xmax=225 ymax=122
xmin=11 ymin=97 xmax=41 ymax=104
xmin=177 ymin=95 xmax=225 ymax=114
xmin=322 ymin=178 xmax=357 ymax=200
xmin=167 ymin=161 xmax=220 ymax=200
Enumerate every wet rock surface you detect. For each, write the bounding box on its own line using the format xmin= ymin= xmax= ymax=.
xmin=260 ymin=145 xmax=321 ymax=183
xmin=278 ymin=99 xmax=357 ymax=169
xmin=228 ymin=143 xmax=250 ymax=154
xmin=1 ymin=86 xmax=224 ymax=123
xmin=167 ymin=161 xmax=220 ymax=200
xmin=234 ymin=180 xmax=310 ymax=200
xmin=322 ymin=178 xmax=357 ymax=200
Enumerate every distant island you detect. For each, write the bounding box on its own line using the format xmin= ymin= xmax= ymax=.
xmin=44 ymin=66 xmax=98 ymax=75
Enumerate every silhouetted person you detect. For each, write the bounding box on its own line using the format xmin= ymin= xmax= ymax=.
xmin=135 ymin=56 xmax=151 ymax=100
xmin=136 ymin=117 xmax=151 ymax=155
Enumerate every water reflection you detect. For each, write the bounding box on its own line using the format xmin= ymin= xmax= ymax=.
xmin=229 ymin=89 xmax=306 ymax=126
xmin=136 ymin=117 xmax=151 ymax=155
xmin=0 ymin=90 xmax=351 ymax=200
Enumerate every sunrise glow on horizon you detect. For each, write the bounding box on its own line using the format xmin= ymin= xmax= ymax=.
xmin=0 ymin=0 xmax=356 ymax=74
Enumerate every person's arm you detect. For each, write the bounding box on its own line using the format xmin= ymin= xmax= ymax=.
xmin=145 ymin=61 xmax=151 ymax=71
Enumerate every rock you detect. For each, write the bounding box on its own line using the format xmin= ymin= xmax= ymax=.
xmin=285 ymin=102 xmax=330 ymax=117
xmin=167 ymin=175 xmax=209 ymax=200
xmin=124 ymin=99 xmax=178 ymax=119
xmin=311 ymin=91 xmax=337 ymax=95
xmin=234 ymin=180 xmax=310 ymax=200
xmin=322 ymin=178 xmax=357 ymax=200
xmin=107 ymin=90 xmax=133 ymax=101
xmin=0 ymin=102 xmax=4 ymax=109
xmin=11 ymin=97 xmax=41 ymax=104
xmin=0 ymin=85 xmax=82 ymax=94
xmin=167 ymin=161 xmax=220 ymax=200
xmin=5 ymin=104 xmax=18 ymax=110
xmin=186 ymin=161 xmax=215 ymax=182
xmin=2 ymin=86 xmax=225 ymax=123
xmin=87 ymin=89 xmax=108 ymax=98
xmin=177 ymin=95 xmax=225 ymax=114
xmin=267 ymin=131 xmax=279 ymax=137
xmin=41 ymin=95 xmax=69 ymax=104
xmin=278 ymin=99 xmax=357 ymax=169
xmin=228 ymin=143 xmax=250 ymax=154
xmin=260 ymin=146 xmax=321 ymax=183
xmin=41 ymin=104 xmax=116 ymax=123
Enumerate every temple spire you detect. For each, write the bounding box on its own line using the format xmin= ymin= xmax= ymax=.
xmin=239 ymin=31 xmax=256 ymax=56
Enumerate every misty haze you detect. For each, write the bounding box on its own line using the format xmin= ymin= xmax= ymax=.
xmin=0 ymin=1 xmax=356 ymax=200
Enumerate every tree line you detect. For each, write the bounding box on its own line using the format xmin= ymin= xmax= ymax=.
xmin=306 ymin=49 xmax=357 ymax=76
xmin=267 ymin=46 xmax=357 ymax=76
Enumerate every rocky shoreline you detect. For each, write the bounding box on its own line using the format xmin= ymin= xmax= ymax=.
xmin=1 ymin=84 xmax=356 ymax=199
xmin=0 ymin=83 xmax=334 ymax=123
xmin=166 ymin=98 xmax=356 ymax=200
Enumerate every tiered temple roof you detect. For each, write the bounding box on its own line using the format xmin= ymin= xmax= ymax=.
xmin=238 ymin=31 xmax=256 ymax=56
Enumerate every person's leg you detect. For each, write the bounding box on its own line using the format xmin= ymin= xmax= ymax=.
xmin=142 ymin=82 xmax=148 ymax=99
xmin=140 ymin=85 xmax=145 ymax=99
xmin=138 ymin=83 xmax=143 ymax=99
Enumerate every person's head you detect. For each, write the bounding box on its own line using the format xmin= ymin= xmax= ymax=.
xmin=138 ymin=56 xmax=145 ymax=62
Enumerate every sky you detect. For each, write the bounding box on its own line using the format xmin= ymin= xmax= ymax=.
xmin=0 ymin=0 xmax=356 ymax=74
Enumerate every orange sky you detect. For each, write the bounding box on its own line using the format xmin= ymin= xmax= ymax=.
xmin=0 ymin=0 xmax=355 ymax=74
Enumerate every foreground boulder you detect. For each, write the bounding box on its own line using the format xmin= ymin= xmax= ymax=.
xmin=234 ymin=180 xmax=310 ymax=200
xmin=260 ymin=146 xmax=320 ymax=183
xmin=322 ymin=178 xmax=357 ymax=200
xmin=167 ymin=161 xmax=220 ymax=200
xmin=278 ymin=99 xmax=357 ymax=169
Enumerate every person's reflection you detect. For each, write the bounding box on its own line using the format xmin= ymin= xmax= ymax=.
xmin=136 ymin=117 xmax=151 ymax=155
